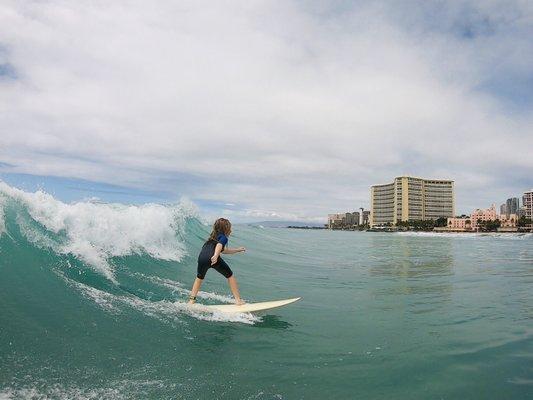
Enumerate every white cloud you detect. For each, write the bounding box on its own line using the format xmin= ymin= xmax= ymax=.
xmin=0 ymin=0 xmax=532 ymax=220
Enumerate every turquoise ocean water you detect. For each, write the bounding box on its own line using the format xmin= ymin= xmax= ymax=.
xmin=1 ymin=182 xmax=532 ymax=399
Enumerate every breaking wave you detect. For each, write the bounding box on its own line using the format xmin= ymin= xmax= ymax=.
xmin=0 ymin=181 xmax=259 ymax=325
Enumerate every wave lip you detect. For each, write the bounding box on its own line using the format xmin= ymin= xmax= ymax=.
xmin=0 ymin=181 xmax=198 ymax=281
xmin=0 ymin=195 xmax=5 ymax=236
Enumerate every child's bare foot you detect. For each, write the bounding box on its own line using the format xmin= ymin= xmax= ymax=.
xmin=188 ymin=296 xmax=196 ymax=305
xmin=235 ymin=299 xmax=245 ymax=306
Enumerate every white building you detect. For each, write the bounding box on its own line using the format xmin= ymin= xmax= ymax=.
xmin=523 ymin=190 xmax=533 ymax=220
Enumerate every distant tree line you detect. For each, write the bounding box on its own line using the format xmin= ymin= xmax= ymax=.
xmin=329 ymin=223 xmax=370 ymax=231
xmin=287 ymin=226 xmax=326 ymax=230
xmin=475 ymin=219 xmax=500 ymax=232
xmin=518 ymin=216 xmax=532 ymax=227
xmin=392 ymin=216 xmax=532 ymax=232
xmin=475 ymin=216 xmax=532 ymax=231
xmin=395 ymin=217 xmax=447 ymax=231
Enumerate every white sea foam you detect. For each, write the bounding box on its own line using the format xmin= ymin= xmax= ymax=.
xmin=0 ymin=386 xmax=123 ymax=400
xmin=0 ymin=379 xmax=182 ymax=400
xmin=59 ymin=272 xmax=258 ymax=325
xmin=0 ymin=182 xmax=198 ymax=281
xmin=140 ymin=274 xmax=234 ymax=303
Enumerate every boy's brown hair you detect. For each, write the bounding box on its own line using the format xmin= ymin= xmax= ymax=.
xmin=208 ymin=218 xmax=232 ymax=241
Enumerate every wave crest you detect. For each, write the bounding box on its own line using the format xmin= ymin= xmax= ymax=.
xmin=0 ymin=182 xmax=199 ymax=281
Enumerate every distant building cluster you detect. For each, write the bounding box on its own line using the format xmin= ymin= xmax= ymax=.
xmin=328 ymin=209 xmax=370 ymax=229
xmin=500 ymin=197 xmax=519 ymax=217
xmin=326 ymin=176 xmax=532 ymax=232
xmin=443 ymin=190 xmax=533 ymax=232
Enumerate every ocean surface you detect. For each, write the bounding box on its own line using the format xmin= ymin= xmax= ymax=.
xmin=1 ymin=182 xmax=532 ymax=399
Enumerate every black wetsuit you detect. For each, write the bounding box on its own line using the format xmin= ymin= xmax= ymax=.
xmin=197 ymin=233 xmax=233 ymax=279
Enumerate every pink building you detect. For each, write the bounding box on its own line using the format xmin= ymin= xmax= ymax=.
xmin=470 ymin=204 xmax=497 ymax=230
xmin=447 ymin=217 xmax=471 ymax=230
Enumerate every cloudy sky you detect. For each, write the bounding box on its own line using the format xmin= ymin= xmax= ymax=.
xmin=1 ymin=0 xmax=532 ymax=222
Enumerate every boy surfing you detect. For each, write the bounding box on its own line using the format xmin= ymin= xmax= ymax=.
xmin=188 ymin=218 xmax=246 ymax=305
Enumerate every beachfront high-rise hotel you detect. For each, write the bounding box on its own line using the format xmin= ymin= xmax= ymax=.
xmin=370 ymin=176 xmax=455 ymax=226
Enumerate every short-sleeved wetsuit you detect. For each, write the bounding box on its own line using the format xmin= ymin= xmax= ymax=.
xmin=197 ymin=233 xmax=233 ymax=279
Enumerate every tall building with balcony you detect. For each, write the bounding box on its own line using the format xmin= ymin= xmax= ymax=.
xmin=361 ymin=210 xmax=370 ymax=225
xmin=369 ymin=182 xmax=395 ymax=226
xmin=523 ymin=190 xmax=533 ymax=220
xmin=370 ymin=176 xmax=455 ymax=226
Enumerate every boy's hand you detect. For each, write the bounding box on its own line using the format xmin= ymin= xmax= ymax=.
xmin=211 ymin=255 xmax=218 ymax=265
xmin=237 ymin=247 xmax=246 ymax=252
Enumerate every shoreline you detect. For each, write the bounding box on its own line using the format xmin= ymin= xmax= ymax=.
xmin=303 ymin=227 xmax=532 ymax=234
xmin=287 ymin=225 xmax=327 ymax=230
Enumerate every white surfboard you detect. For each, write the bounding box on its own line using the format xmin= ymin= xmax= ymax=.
xmin=202 ymin=297 xmax=301 ymax=313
